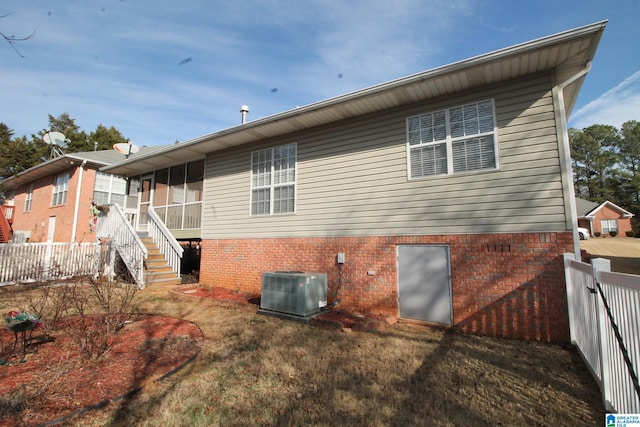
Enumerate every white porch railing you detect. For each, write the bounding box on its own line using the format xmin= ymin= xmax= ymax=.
xmin=97 ymin=204 xmax=147 ymax=289
xmin=564 ymin=253 xmax=640 ymax=413
xmin=0 ymin=242 xmax=99 ymax=285
xmin=148 ymin=207 xmax=184 ymax=277
xmin=153 ymin=201 xmax=202 ymax=230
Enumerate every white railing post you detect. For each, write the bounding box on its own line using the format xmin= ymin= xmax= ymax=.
xmin=564 ymin=252 xmax=578 ymax=343
xmin=592 ymin=257 xmax=614 ymax=412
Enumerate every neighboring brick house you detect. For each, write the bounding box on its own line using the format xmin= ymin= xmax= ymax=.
xmin=1 ymin=147 xmax=162 ymax=243
xmin=576 ymin=197 xmax=634 ymax=237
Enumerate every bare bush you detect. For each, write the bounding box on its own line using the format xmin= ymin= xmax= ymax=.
xmin=67 ymin=277 xmax=138 ymax=358
xmin=4 ymin=275 xmax=139 ymax=360
xmin=18 ymin=282 xmax=72 ymax=331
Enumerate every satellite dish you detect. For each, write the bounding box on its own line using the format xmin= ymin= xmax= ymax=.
xmin=43 ymin=131 xmax=66 ymax=146
xmin=113 ymin=142 xmax=140 ymax=159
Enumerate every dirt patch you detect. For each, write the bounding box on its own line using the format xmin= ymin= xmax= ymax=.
xmin=0 ymin=315 xmax=203 ymax=426
xmin=171 ymin=284 xmax=254 ymax=305
xmin=171 ymin=285 xmax=392 ymax=331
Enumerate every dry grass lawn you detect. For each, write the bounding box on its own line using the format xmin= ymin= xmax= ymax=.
xmin=580 ymin=237 xmax=640 ymax=274
xmin=40 ymin=284 xmax=604 ymax=427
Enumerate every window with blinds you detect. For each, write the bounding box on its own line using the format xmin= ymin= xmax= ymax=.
xmin=251 ymin=143 xmax=296 ymax=215
xmin=407 ymin=100 xmax=498 ymax=178
xmin=51 ymin=173 xmax=69 ymax=206
xmin=601 ymin=219 xmax=618 ymax=234
xmin=24 ymin=184 xmax=34 ymax=212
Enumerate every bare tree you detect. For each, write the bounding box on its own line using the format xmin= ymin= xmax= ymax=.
xmin=1 ymin=13 xmax=35 ymax=57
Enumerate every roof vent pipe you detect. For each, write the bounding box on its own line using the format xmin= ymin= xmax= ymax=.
xmin=240 ymin=105 xmax=250 ymax=124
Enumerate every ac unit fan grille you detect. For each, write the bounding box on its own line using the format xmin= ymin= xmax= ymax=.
xmin=260 ymin=272 xmax=327 ymax=317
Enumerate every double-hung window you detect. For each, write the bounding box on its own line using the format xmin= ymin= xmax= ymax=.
xmin=251 ymin=143 xmax=296 ymax=215
xmin=93 ymin=171 xmax=127 ymax=206
xmin=407 ymin=99 xmax=498 ymax=179
xmin=601 ymin=219 xmax=618 ymax=234
xmin=52 ymin=173 xmax=69 ymax=206
xmin=24 ymin=184 xmax=34 ymax=212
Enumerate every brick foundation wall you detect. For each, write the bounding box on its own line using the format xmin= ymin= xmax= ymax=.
xmin=199 ymin=232 xmax=574 ymax=342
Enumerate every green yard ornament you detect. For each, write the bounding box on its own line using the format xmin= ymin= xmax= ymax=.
xmin=3 ymin=310 xmax=44 ymax=363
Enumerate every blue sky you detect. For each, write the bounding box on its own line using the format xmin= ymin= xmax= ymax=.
xmin=1 ymin=0 xmax=639 ymax=148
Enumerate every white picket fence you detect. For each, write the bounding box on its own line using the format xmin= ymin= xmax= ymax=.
xmin=0 ymin=242 xmax=103 ymax=286
xmin=564 ymin=253 xmax=640 ymax=413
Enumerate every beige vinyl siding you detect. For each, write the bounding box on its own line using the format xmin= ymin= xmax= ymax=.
xmin=202 ymin=73 xmax=567 ymax=239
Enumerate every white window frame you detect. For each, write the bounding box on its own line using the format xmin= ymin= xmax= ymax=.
xmin=406 ymin=99 xmax=499 ymax=179
xmin=250 ymin=143 xmax=297 ymax=216
xmin=51 ymin=173 xmax=69 ymax=206
xmin=93 ymin=171 xmax=127 ymax=206
xmin=601 ymin=219 xmax=618 ymax=234
xmin=24 ymin=184 xmax=34 ymax=212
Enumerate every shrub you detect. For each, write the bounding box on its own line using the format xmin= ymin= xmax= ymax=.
xmin=6 ymin=276 xmax=138 ymax=360
xmin=66 ymin=277 xmax=139 ymax=359
xmin=609 ymin=230 xmax=618 ymax=237
xmin=626 ymin=230 xmax=635 ymax=237
xmin=594 ymin=232 xmax=601 ymax=237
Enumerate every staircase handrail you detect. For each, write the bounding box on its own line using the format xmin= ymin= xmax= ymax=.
xmin=96 ymin=204 xmax=147 ymax=288
xmin=0 ymin=205 xmax=13 ymax=243
xmin=1 ymin=203 xmax=15 ymax=224
xmin=147 ymin=207 xmax=184 ymax=277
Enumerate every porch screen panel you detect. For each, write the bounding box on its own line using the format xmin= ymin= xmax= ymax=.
xmin=185 ymin=160 xmax=204 ymax=203
xmin=169 ymin=164 xmax=186 ymax=204
xmin=154 ymin=168 xmax=169 ymax=206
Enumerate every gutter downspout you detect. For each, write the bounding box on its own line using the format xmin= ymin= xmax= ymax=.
xmin=555 ymin=61 xmax=592 ymax=259
xmin=71 ymin=160 xmax=88 ymax=242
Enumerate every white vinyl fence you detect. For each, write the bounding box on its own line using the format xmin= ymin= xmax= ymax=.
xmin=564 ymin=253 xmax=640 ymax=413
xmin=0 ymin=242 xmax=104 ymax=286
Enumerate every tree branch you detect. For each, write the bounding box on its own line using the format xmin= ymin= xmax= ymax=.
xmin=1 ymin=13 xmax=36 ymax=57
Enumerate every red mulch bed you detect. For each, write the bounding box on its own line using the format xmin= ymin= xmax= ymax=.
xmin=0 ymin=315 xmax=203 ymax=426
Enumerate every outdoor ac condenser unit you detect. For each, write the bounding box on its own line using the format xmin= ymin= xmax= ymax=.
xmin=260 ymin=272 xmax=328 ymax=317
